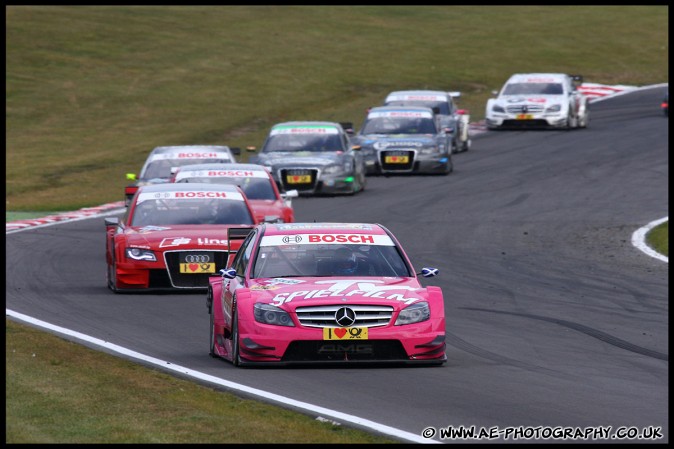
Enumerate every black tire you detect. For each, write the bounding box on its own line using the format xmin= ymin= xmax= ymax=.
xmin=107 ymin=260 xmax=119 ymax=293
xmin=441 ymin=158 xmax=453 ymax=176
xmin=349 ymin=164 xmax=359 ymax=195
xmin=566 ymin=112 xmax=578 ymax=130
xmin=231 ymin=308 xmax=241 ymax=367
xmin=462 ymin=138 xmax=471 ymax=152
xmin=208 ymin=289 xmax=217 ymax=358
xmin=451 ymin=138 xmax=459 ymax=154
xmin=209 ymin=308 xmax=217 ymax=357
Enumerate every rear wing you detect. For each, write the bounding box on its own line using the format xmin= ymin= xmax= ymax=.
xmin=226 ymin=226 xmax=255 ymax=266
xmin=570 ymin=74 xmax=583 ymax=87
xmin=339 ymin=122 xmax=354 ymax=135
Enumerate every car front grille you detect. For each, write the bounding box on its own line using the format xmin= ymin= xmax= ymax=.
xmin=380 ymin=150 xmax=415 ymax=171
xmin=280 ymin=168 xmax=319 ymax=192
xmin=163 ymin=250 xmax=230 ymax=288
xmin=282 ymin=340 xmax=408 ymax=362
xmin=295 ymin=304 xmax=394 ymax=328
xmin=501 ymin=119 xmax=550 ymax=128
xmin=506 ymin=104 xmax=544 ymax=113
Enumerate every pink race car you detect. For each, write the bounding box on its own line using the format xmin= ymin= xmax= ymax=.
xmin=207 ymin=222 xmax=446 ymax=366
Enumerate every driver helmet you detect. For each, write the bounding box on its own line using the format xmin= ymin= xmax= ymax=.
xmin=334 ymin=246 xmax=358 ymax=275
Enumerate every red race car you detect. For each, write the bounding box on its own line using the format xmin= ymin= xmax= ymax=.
xmin=207 ymin=222 xmax=446 ymax=366
xmin=124 ymin=145 xmax=240 ymax=206
xmin=105 ymin=183 xmax=255 ymax=292
xmin=170 ymin=163 xmax=298 ymax=224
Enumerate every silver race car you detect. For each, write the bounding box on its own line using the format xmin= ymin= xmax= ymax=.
xmin=384 ymin=90 xmax=471 ymax=153
xmin=352 ymin=106 xmax=453 ymax=175
xmin=249 ymin=121 xmax=366 ymax=196
xmin=124 ymin=145 xmax=239 ymax=206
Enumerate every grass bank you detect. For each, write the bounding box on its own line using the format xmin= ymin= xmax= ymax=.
xmin=5 ymin=320 xmax=397 ymax=443
xmin=6 ymin=5 xmax=668 ymax=211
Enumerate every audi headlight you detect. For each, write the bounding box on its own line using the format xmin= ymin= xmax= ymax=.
xmin=254 ymin=303 xmax=295 ymax=327
xmin=491 ymin=104 xmax=505 ymax=113
xmin=323 ymin=162 xmax=351 ymax=175
xmin=395 ymin=301 xmax=430 ymax=325
xmin=419 ymin=146 xmax=441 ymax=155
xmin=125 ymin=248 xmax=156 ymax=261
xmin=322 ymin=164 xmax=341 ymax=175
xmin=546 ymin=104 xmax=562 ymax=113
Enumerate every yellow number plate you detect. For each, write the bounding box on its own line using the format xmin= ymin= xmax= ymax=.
xmin=323 ymin=327 xmax=368 ymax=340
xmin=180 ymin=263 xmax=215 ymax=274
xmin=287 ymin=175 xmax=312 ymax=184
xmin=516 ymin=114 xmax=533 ymax=120
xmin=385 ymin=155 xmax=409 ymax=164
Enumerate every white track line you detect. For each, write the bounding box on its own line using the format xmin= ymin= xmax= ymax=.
xmin=5 ymin=309 xmax=438 ymax=444
xmin=631 ymin=216 xmax=669 ymax=263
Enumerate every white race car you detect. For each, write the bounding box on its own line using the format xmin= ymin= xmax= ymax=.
xmin=485 ymin=73 xmax=589 ymax=130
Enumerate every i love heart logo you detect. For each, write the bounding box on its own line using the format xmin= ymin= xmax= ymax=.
xmin=333 ymin=328 xmax=347 ymax=338
xmin=188 ymin=263 xmax=199 ymax=272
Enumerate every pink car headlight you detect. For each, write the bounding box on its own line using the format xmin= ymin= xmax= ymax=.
xmin=395 ymin=301 xmax=430 ymax=325
xmin=254 ymin=303 xmax=295 ymax=327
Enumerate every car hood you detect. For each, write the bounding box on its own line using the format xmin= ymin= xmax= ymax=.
xmin=137 ymin=177 xmax=171 ymax=185
xmin=356 ymin=135 xmax=436 ymax=149
xmin=247 ymin=276 xmax=427 ymax=310
xmin=256 ymin=151 xmax=345 ymax=168
xmin=124 ymin=225 xmax=237 ymax=250
xmin=497 ymin=95 xmax=563 ymax=105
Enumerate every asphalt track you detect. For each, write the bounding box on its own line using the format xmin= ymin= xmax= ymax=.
xmin=6 ymin=86 xmax=668 ymax=443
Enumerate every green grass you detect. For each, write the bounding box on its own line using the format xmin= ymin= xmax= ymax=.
xmin=6 ymin=5 xmax=668 ymax=212
xmin=646 ymin=221 xmax=669 ymax=257
xmin=5 ymin=5 xmax=669 ymax=444
xmin=5 ymin=320 xmax=398 ymax=444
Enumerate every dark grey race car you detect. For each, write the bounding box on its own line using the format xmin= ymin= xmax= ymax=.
xmin=249 ymin=121 xmax=366 ymax=195
xmin=352 ymin=106 xmax=454 ymax=175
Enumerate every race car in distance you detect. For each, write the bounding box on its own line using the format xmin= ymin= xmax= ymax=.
xmin=485 ymin=73 xmax=589 ymax=130
xmin=207 ymin=222 xmax=447 ymax=366
xmin=351 ymin=106 xmax=453 ymax=175
xmin=662 ymin=92 xmax=668 ymax=117
xmin=105 ymin=183 xmax=255 ymax=292
xmin=384 ymin=90 xmax=471 ymax=153
xmin=171 ymin=163 xmax=298 ymax=224
xmin=124 ymin=145 xmax=240 ymax=206
xmin=248 ymin=121 xmax=366 ymax=196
